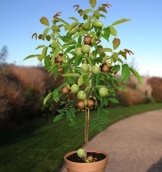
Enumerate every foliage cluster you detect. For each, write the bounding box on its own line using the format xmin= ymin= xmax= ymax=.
xmin=26 ymin=0 xmax=141 ymax=124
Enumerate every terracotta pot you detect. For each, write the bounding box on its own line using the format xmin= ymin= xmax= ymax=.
xmin=64 ymin=151 xmax=108 ymax=172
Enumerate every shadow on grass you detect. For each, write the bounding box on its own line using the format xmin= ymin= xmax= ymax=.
xmin=147 ymin=157 xmax=162 ymax=172
xmin=0 ymin=118 xmax=51 ymax=147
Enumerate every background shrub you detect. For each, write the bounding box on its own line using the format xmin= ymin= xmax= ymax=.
xmin=0 ymin=64 xmax=161 ymax=128
xmin=0 ymin=64 xmax=62 ymax=127
xmin=148 ymin=77 xmax=162 ymax=102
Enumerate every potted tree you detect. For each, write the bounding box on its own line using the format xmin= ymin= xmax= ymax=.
xmin=26 ymin=0 xmax=141 ymax=171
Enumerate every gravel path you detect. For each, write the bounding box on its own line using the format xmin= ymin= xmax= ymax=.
xmin=61 ymin=109 xmax=162 ymax=172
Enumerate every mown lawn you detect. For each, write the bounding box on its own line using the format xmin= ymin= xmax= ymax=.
xmin=0 ymin=103 xmax=162 ymax=172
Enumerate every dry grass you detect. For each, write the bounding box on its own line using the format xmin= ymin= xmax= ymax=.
xmin=148 ymin=77 xmax=162 ymax=102
xmin=0 ymin=67 xmax=25 ymax=122
xmin=117 ymin=75 xmax=153 ymax=106
xmin=117 ymin=87 xmax=145 ymax=106
xmin=0 ymin=64 xmax=61 ymax=126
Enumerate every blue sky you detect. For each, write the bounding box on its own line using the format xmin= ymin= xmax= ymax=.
xmin=0 ymin=0 xmax=162 ymax=76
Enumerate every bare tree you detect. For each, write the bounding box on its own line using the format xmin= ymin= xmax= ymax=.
xmin=0 ymin=46 xmax=8 ymax=64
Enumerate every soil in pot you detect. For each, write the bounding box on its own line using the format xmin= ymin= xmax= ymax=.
xmin=67 ymin=152 xmax=106 ymax=163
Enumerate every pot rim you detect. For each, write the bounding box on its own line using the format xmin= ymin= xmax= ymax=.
xmin=64 ymin=150 xmax=108 ymax=164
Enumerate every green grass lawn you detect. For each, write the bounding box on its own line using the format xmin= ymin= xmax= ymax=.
xmin=0 ymin=103 xmax=162 ymax=172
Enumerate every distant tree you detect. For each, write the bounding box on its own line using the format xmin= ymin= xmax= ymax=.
xmin=0 ymin=46 xmax=8 ymax=64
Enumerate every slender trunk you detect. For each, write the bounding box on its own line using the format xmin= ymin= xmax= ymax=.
xmin=84 ymin=107 xmax=90 ymax=158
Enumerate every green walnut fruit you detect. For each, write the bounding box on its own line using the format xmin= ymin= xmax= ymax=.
xmin=53 ymin=26 xmax=60 ymax=32
xmin=74 ymin=48 xmax=82 ymax=56
xmin=94 ymin=11 xmax=100 ymax=19
xmin=81 ymin=45 xmax=91 ymax=54
xmin=81 ymin=64 xmax=90 ymax=72
xmin=46 ymin=35 xmax=51 ymax=41
xmin=92 ymin=21 xmax=103 ymax=28
xmin=91 ymin=65 xmax=101 ymax=74
xmin=99 ymin=87 xmax=108 ymax=97
xmin=71 ymin=84 xmax=79 ymax=93
xmin=77 ymin=91 xmax=86 ymax=100
xmin=82 ymin=22 xmax=91 ymax=30
xmin=77 ymin=149 xmax=85 ymax=159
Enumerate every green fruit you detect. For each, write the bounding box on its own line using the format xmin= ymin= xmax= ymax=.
xmin=99 ymin=87 xmax=108 ymax=97
xmin=91 ymin=65 xmax=100 ymax=74
xmin=38 ymin=34 xmax=44 ymax=40
xmin=77 ymin=91 xmax=86 ymax=100
xmin=93 ymin=21 xmax=103 ymax=28
xmin=77 ymin=149 xmax=85 ymax=158
xmin=74 ymin=48 xmax=82 ymax=56
xmin=46 ymin=35 xmax=51 ymax=41
xmin=94 ymin=11 xmax=100 ymax=19
xmin=69 ymin=28 xmax=77 ymax=35
xmin=82 ymin=23 xmax=91 ymax=30
xmin=53 ymin=26 xmax=60 ymax=32
xmin=81 ymin=64 xmax=90 ymax=72
xmin=83 ymin=14 xmax=88 ymax=20
xmin=71 ymin=84 xmax=79 ymax=93
xmin=81 ymin=45 xmax=91 ymax=54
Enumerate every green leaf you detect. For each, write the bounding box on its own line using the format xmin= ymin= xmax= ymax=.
xmin=78 ymin=76 xmax=84 ymax=86
xmin=74 ymin=56 xmax=83 ymax=66
xmin=113 ymin=38 xmax=120 ymax=49
xmin=43 ymin=27 xmax=50 ymax=37
xmin=84 ymin=9 xmax=93 ymax=13
xmin=96 ymin=73 xmax=101 ymax=85
xmin=53 ymin=89 xmax=60 ymax=102
xmin=58 ymin=18 xmax=69 ymax=26
xmin=68 ymin=22 xmax=79 ymax=31
xmin=42 ymin=47 xmax=48 ymax=57
xmin=43 ymin=92 xmax=52 ymax=105
xmin=54 ymin=114 xmax=65 ymax=122
xmin=103 ymin=48 xmax=112 ymax=52
xmin=24 ymin=54 xmax=40 ymax=60
xmin=78 ymin=36 xmax=82 ymax=44
xmin=44 ymin=55 xmax=51 ymax=67
xmin=89 ymin=0 xmax=96 ymax=8
xmin=109 ymin=98 xmax=119 ymax=104
xmin=130 ymin=68 xmax=143 ymax=83
xmin=82 ymin=76 xmax=90 ymax=85
xmin=112 ymin=18 xmax=130 ymax=26
xmin=100 ymin=14 xmax=106 ymax=18
xmin=102 ymin=27 xmax=110 ymax=41
xmin=51 ymin=49 xmax=60 ymax=60
xmin=63 ymin=73 xmax=80 ymax=77
xmin=37 ymin=55 xmax=44 ymax=62
xmin=40 ymin=17 xmax=49 ymax=26
xmin=112 ymin=53 xmax=118 ymax=62
xmin=110 ymin=26 xmax=117 ymax=36
xmin=111 ymin=65 xmax=120 ymax=73
xmin=35 ymin=45 xmax=45 ymax=50
xmin=121 ymin=64 xmax=130 ymax=82
xmin=69 ymin=17 xmax=78 ymax=22
xmin=119 ymin=50 xmax=127 ymax=59
xmin=65 ymin=46 xmax=76 ymax=53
